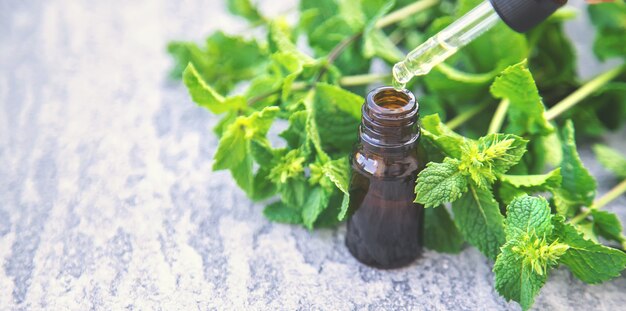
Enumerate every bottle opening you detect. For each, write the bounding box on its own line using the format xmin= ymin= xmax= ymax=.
xmin=360 ymin=86 xmax=420 ymax=149
xmin=367 ymin=87 xmax=416 ymax=118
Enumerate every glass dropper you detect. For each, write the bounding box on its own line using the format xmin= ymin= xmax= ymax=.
xmin=392 ymin=0 xmax=567 ymax=90
xmin=392 ymin=0 xmax=499 ymax=89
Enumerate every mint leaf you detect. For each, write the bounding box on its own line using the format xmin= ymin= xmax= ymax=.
xmin=252 ymin=168 xmax=277 ymax=201
xmin=302 ymin=186 xmax=332 ymax=229
xmin=588 ymin=1 xmax=626 ymax=60
xmin=499 ymin=169 xmax=562 ymax=190
xmin=554 ymin=219 xmax=626 ymax=284
xmin=591 ymin=210 xmax=626 ymax=247
xmin=269 ymin=52 xmax=305 ymax=103
xmin=593 ymin=144 xmax=626 ymax=178
xmin=213 ymin=107 xmax=279 ymax=194
xmin=424 ymin=206 xmax=464 ymax=253
xmin=498 ymin=169 xmax=562 ymax=204
xmin=264 ymin=201 xmax=302 ymax=224
xmin=322 ymin=157 xmax=351 ymax=221
xmin=495 ymin=196 xmax=566 ymax=311
xmin=227 ymin=0 xmax=263 ymax=23
xmin=269 ymin=19 xmax=313 ymax=63
xmin=316 ymin=83 xmax=363 ymax=119
xmin=280 ymin=110 xmax=309 ymax=150
xmin=420 ymin=114 xmax=466 ymax=158
xmin=555 ymin=121 xmax=597 ymax=216
xmin=452 ymin=184 xmax=505 ymax=259
xmin=504 ymin=195 xmax=553 ymax=240
xmin=312 ymin=84 xmax=362 ymax=155
xmin=494 ymin=243 xmax=548 ymax=311
xmin=458 ymin=133 xmax=528 ymax=188
xmin=171 ymin=32 xmax=267 ymax=93
xmin=414 ymin=158 xmax=468 ymax=208
xmin=183 ymin=63 xmax=246 ymax=114
xmin=279 ymin=178 xmax=308 ymax=208
xmin=490 ymin=61 xmax=554 ymax=136
xmin=249 ymin=138 xmax=279 ymax=167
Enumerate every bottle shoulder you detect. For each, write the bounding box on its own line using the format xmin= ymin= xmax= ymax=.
xmin=352 ymin=145 xmax=426 ymax=178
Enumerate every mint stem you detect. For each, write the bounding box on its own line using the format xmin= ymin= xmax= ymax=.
xmin=545 ymin=65 xmax=625 ymax=121
xmin=446 ymin=101 xmax=491 ymax=130
xmin=487 ymin=99 xmax=510 ymax=134
xmin=340 ymin=73 xmax=390 ymax=86
xmin=376 ymin=0 xmax=440 ymax=28
xmin=569 ymin=179 xmax=626 ymax=225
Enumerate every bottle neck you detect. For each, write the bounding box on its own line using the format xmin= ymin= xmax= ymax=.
xmin=359 ymin=87 xmax=420 ymax=155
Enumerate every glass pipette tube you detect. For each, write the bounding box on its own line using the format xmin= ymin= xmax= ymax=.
xmin=392 ymin=0 xmax=500 ymax=89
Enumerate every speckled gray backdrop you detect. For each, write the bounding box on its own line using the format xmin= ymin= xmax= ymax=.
xmin=1 ymin=1 xmax=625 ymax=310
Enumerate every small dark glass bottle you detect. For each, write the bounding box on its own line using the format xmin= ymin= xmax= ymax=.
xmin=345 ymin=86 xmax=427 ymax=269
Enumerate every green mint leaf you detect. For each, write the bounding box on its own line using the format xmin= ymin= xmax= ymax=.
xmin=279 ymin=178 xmax=308 ymax=208
xmin=424 ymin=206 xmax=464 ymax=253
xmin=361 ymin=0 xmax=402 ymax=62
xmin=504 ymin=195 xmax=553 ymax=241
xmin=280 ymin=110 xmax=309 ymax=150
xmin=269 ymin=52 xmax=305 ymax=103
xmin=553 ymin=218 xmax=626 ymax=284
xmin=167 ymin=42 xmax=209 ymax=80
xmin=213 ymin=111 xmax=238 ymax=137
xmin=459 ymin=133 xmax=528 ymax=188
xmin=494 ymin=242 xmax=548 ymax=311
xmin=269 ymin=19 xmax=313 ymax=63
xmin=171 ymin=32 xmax=267 ymax=94
xmin=263 ymin=201 xmax=302 ymax=224
xmin=311 ymin=84 xmax=362 ymax=155
xmin=337 ymin=194 xmax=351 ymax=221
xmin=299 ymin=0 xmax=339 ymax=36
xmin=420 ymin=114 xmax=466 ymax=158
xmin=499 ymin=169 xmax=562 ymax=190
xmin=498 ymin=169 xmax=562 ymax=204
xmin=591 ymin=210 xmax=626 ymax=247
xmin=490 ymin=61 xmax=554 ymax=136
xmin=452 ymin=184 xmax=506 ymax=259
xmin=338 ymin=0 xmax=366 ymax=30
xmin=324 ymin=157 xmax=350 ymax=194
xmin=302 ymin=186 xmax=332 ymax=229
xmin=588 ymin=1 xmax=626 ymax=60
xmin=251 ymin=168 xmax=277 ymax=201
xmin=249 ymin=138 xmax=281 ymax=167
xmin=230 ymin=153 xmax=254 ymax=194
xmin=226 ymin=0 xmax=263 ymax=23
xmin=213 ymin=107 xmax=279 ymax=194
xmin=555 ymin=120 xmax=597 ymax=216
xmin=414 ymin=158 xmax=468 ymax=208
xmin=184 ymin=63 xmax=236 ymax=114
xmin=308 ymin=15 xmax=370 ymax=76
xmin=593 ymin=144 xmax=626 ymax=179
xmin=269 ymin=149 xmax=306 ymax=184
xmin=495 ymin=196 xmax=565 ymax=311
xmin=363 ymin=29 xmax=404 ymax=63
xmin=316 ymin=83 xmax=364 ymax=119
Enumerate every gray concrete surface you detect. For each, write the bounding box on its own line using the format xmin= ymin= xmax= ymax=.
xmin=0 ymin=1 xmax=625 ymax=310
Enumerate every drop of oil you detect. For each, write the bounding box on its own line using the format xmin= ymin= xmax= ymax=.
xmin=392 ymin=78 xmax=406 ymax=91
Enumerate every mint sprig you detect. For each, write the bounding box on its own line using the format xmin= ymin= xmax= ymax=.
xmin=169 ymin=1 xmax=626 ymax=309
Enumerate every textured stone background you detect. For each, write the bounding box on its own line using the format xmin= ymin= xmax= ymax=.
xmin=1 ymin=1 xmax=625 ymax=310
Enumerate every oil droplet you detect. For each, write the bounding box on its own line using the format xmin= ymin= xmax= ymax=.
xmin=392 ymin=78 xmax=406 ymax=91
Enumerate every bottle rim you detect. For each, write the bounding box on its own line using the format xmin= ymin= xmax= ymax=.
xmin=365 ymin=86 xmax=418 ymax=120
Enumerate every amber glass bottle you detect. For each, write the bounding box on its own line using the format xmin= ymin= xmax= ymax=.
xmin=345 ymin=86 xmax=427 ymax=269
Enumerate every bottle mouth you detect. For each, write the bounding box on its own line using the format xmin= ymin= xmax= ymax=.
xmin=366 ymin=86 xmax=417 ymax=120
xmin=360 ymin=86 xmax=420 ymax=149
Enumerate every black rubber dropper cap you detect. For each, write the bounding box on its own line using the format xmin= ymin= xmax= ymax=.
xmin=489 ymin=0 xmax=567 ymax=33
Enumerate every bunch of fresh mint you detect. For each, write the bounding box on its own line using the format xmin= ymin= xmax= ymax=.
xmin=168 ymin=0 xmax=626 ymax=309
